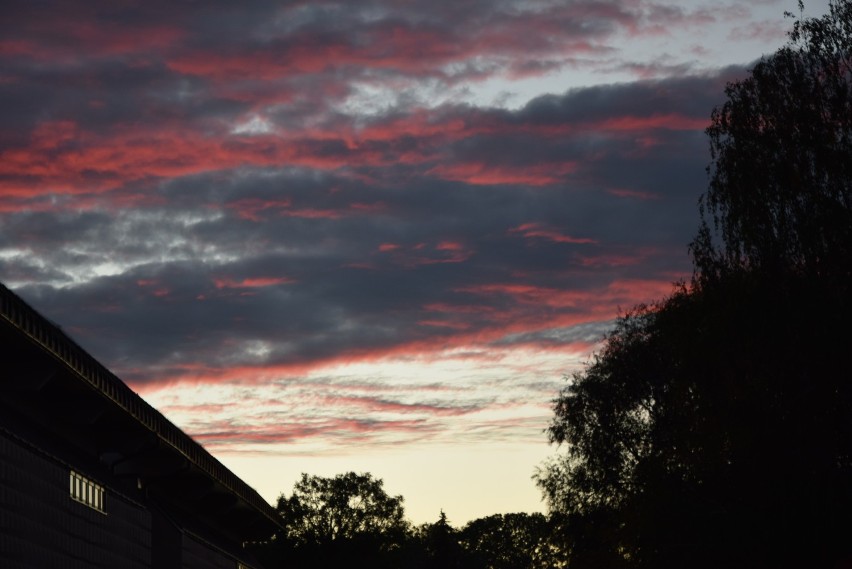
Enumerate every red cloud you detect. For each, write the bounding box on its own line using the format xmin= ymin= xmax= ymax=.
xmin=213 ymin=277 xmax=295 ymax=290
xmin=607 ymin=187 xmax=661 ymax=200
xmin=0 ymin=122 xmax=380 ymax=199
xmin=136 ymin=279 xmax=172 ymax=298
xmin=0 ymin=101 xmax=707 ymax=205
xmin=595 ymin=113 xmax=707 ymax=131
xmin=417 ymin=320 xmax=472 ymax=331
xmin=316 ymin=394 xmax=479 ymax=417
xmin=1 ymin=21 xmax=183 ymax=61
xmin=163 ymin=5 xmax=623 ymax=85
xmin=428 ymin=162 xmax=577 ymax=186
xmin=377 ymin=241 xmax=475 ymax=267
xmin=436 ymin=241 xmax=464 ymax=251
xmin=509 ymin=223 xmax=597 ymax=244
xmin=225 ymin=198 xmax=293 ymax=221
xmin=575 ymin=254 xmax=644 ymax=268
xmin=225 ymin=198 xmax=382 ymax=222
xmin=166 ymin=23 xmax=465 ymax=82
xmin=453 ymin=278 xmax=677 ymax=322
xmin=186 ymin=416 xmax=436 ymax=448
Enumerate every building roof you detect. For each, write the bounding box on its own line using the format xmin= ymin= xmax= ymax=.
xmin=0 ymin=282 xmax=283 ymax=540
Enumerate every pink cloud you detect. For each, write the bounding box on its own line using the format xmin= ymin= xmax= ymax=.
xmin=436 ymin=241 xmax=464 ymax=251
xmin=0 ymin=100 xmax=709 ymax=206
xmin=427 ymin=161 xmax=578 ymax=186
xmin=225 ymin=198 xmax=293 ymax=221
xmin=162 ymin=5 xmax=626 ymax=85
xmin=379 ymin=241 xmax=475 ymax=267
xmin=1 ymin=21 xmax=183 ymax=62
xmin=509 ymin=223 xmax=597 ymax=244
xmin=417 ymin=319 xmax=472 ymax=331
xmin=606 ymin=187 xmax=661 ymax=200
xmin=454 ymin=278 xmax=677 ymax=322
xmin=594 ymin=113 xmax=708 ymax=132
xmin=575 ymin=254 xmax=644 ymax=268
xmin=213 ymin=277 xmax=295 ymax=290
xmin=317 ymin=394 xmax=479 ymax=417
xmin=103 ymin=280 xmax=176 ymax=300
xmin=186 ymin=416 xmax=438 ymax=449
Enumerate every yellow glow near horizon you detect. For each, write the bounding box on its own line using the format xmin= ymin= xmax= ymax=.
xmin=217 ymin=441 xmax=556 ymax=526
xmin=138 ymin=344 xmax=589 ymax=525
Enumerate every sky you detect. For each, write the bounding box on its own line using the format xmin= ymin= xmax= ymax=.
xmin=0 ymin=0 xmax=831 ymax=526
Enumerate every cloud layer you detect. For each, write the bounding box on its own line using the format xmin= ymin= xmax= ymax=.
xmin=0 ymin=0 xmax=811 ymax=492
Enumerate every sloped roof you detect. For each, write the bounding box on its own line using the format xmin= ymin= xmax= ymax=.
xmin=0 ymin=282 xmax=282 ymax=539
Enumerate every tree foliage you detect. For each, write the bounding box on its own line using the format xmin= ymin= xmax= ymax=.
xmin=540 ymin=276 xmax=852 ymax=567
xmin=460 ymin=512 xmax=567 ymax=569
xmin=277 ymin=472 xmax=408 ymax=546
xmin=409 ymin=511 xmax=469 ymax=569
xmin=266 ymin=472 xmax=410 ymax=568
xmin=539 ymin=2 xmax=852 ymax=567
xmin=249 ymin=471 xmax=571 ymax=569
xmin=408 ymin=510 xmax=568 ymax=569
xmin=694 ymin=0 xmax=852 ymax=280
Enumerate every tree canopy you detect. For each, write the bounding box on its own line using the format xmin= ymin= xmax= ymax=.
xmin=460 ymin=512 xmax=566 ymax=569
xmin=250 ymin=475 xmax=568 ymax=569
xmin=538 ymin=2 xmax=852 ymax=567
xmin=264 ymin=472 xmax=410 ymax=568
xmin=276 ymin=471 xmax=408 ymax=546
xmin=693 ymin=0 xmax=852 ymax=280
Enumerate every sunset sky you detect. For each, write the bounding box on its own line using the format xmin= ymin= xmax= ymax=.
xmin=0 ymin=0 xmax=831 ymax=525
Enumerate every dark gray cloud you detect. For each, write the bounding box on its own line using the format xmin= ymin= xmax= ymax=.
xmin=1 ymin=66 xmax=744 ymax=384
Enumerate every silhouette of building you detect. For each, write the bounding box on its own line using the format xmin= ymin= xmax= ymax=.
xmin=0 ymin=283 xmax=281 ymax=568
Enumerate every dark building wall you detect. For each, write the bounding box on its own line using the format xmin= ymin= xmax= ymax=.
xmin=150 ymin=502 xmax=249 ymax=569
xmin=0 ymin=283 xmax=275 ymax=569
xmin=0 ymin=430 xmax=152 ymax=569
xmin=0 ymin=430 xmax=261 ymax=569
xmin=183 ymin=534 xmax=240 ymax=569
xmin=0 ymin=431 xmax=265 ymax=569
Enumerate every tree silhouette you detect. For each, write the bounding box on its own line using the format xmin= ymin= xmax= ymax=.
xmin=267 ymin=472 xmax=410 ymax=568
xmin=538 ymin=2 xmax=852 ymax=567
xmin=250 ymin=477 xmax=568 ymax=568
xmin=541 ymin=278 xmax=852 ymax=567
xmin=410 ymin=510 xmax=468 ymax=569
xmin=693 ymin=0 xmax=852 ymax=281
xmin=460 ymin=512 xmax=567 ymax=569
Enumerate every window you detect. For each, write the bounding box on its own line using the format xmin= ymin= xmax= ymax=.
xmin=70 ymin=470 xmax=105 ymax=513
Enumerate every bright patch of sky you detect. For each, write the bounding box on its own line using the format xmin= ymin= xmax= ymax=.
xmin=232 ymin=115 xmax=274 ymax=135
xmin=220 ymin=441 xmax=555 ymax=526
xmin=139 ymin=343 xmax=591 ymax=523
xmin=338 ymin=1 xmax=831 ymax=113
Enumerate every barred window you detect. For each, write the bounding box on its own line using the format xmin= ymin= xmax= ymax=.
xmin=69 ymin=470 xmax=105 ymax=513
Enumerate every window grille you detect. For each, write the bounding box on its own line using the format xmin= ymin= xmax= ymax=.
xmin=69 ymin=470 xmax=105 ymax=513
